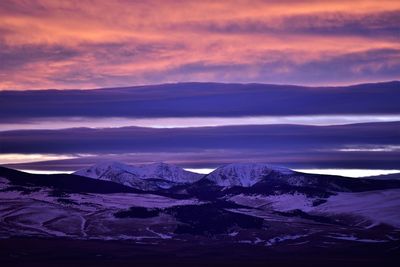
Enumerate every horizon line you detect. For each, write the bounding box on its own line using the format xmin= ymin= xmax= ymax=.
xmin=1 ymin=80 xmax=399 ymax=92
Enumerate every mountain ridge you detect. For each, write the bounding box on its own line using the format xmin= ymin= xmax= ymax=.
xmin=1 ymin=164 xmax=400 ymax=248
xmin=72 ymin=161 xmax=400 ymax=193
xmin=74 ymin=161 xmax=203 ymax=190
xmin=2 ymin=80 xmax=399 ymax=93
xmin=204 ymin=163 xmax=293 ymax=187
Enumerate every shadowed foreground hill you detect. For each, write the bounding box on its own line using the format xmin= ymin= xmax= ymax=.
xmin=1 ymin=165 xmax=400 ymax=266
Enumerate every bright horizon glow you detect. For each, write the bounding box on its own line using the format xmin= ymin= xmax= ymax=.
xmin=3 ymin=153 xmax=400 ymax=179
xmin=1 ymin=115 xmax=400 ymax=131
xmin=184 ymin=168 xmax=215 ymax=174
xmin=294 ymin=169 xmax=400 ymax=178
xmin=189 ymin=168 xmax=400 ymax=178
xmin=0 ymin=153 xmax=76 ymax=164
xmin=17 ymin=167 xmax=400 ymax=178
xmin=20 ymin=169 xmax=73 ymax=175
xmin=337 ymin=145 xmax=400 ymax=152
xmin=188 ymin=168 xmax=400 ymax=178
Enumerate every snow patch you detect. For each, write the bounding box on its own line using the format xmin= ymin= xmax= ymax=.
xmin=229 ymin=193 xmax=315 ymax=212
xmin=265 ymin=234 xmax=307 ymax=246
xmin=206 ymin=163 xmax=293 ymax=187
xmin=74 ymin=161 xmax=203 ymax=189
xmin=313 ymin=189 xmax=400 ymax=228
xmin=326 ymin=234 xmax=388 ymax=243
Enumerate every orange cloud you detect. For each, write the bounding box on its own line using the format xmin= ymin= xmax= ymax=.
xmin=0 ymin=0 xmax=399 ymax=89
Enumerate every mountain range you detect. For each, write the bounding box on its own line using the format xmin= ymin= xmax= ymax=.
xmin=1 ymin=162 xmax=400 ymax=264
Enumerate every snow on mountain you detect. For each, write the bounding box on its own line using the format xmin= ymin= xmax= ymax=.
xmin=205 ymin=163 xmax=294 ymax=187
xmin=229 ymin=189 xmax=400 ymax=228
xmin=229 ymin=193 xmax=316 ymax=212
xmin=74 ymin=161 xmax=203 ymax=190
xmin=313 ymin=189 xmax=400 ymax=228
xmin=136 ymin=162 xmax=203 ymax=183
xmin=1 ymin=166 xmax=400 ymax=249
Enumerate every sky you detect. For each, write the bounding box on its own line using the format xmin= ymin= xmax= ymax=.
xmin=1 ymin=0 xmax=400 ymax=89
xmin=0 ymin=1 xmax=399 ymax=177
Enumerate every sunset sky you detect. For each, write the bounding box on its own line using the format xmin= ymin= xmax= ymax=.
xmin=1 ymin=0 xmax=399 ymax=90
xmin=0 ymin=1 xmax=399 ymax=176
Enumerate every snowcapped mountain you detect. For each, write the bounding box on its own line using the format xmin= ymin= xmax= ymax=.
xmin=1 ymin=165 xmax=400 ymax=257
xmin=205 ymin=163 xmax=294 ymax=187
xmin=74 ymin=161 xmax=400 ymax=193
xmin=74 ymin=161 xmax=203 ymax=190
xmin=202 ymin=163 xmax=400 ymax=193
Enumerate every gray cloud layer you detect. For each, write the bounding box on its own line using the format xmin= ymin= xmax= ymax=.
xmin=1 ymin=81 xmax=399 ymax=122
xmin=1 ymin=122 xmax=399 ymax=169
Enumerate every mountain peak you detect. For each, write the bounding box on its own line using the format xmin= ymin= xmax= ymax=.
xmin=205 ymin=163 xmax=293 ymax=187
xmin=74 ymin=161 xmax=135 ymax=179
xmin=74 ymin=161 xmax=203 ymax=188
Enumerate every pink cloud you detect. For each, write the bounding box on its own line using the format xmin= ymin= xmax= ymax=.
xmin=0 ymin=0 xmax=399 ymax=89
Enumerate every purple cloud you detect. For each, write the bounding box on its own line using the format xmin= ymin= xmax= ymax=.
xmin=1 ymin=81 xmax=399 ymax=121
xmin=1 ymin=122 xmax=399 ymax=169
